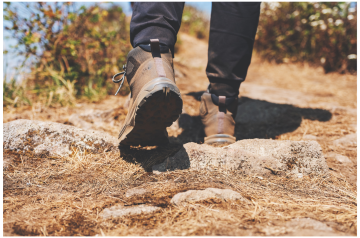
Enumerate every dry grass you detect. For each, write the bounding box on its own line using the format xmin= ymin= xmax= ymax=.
xmin=3 ymin=33 xmax=357 ymax=236
xmin=3 ymin=146 xmax=357 ymax=236
xmin=278 ymin=108 xmax=356 ymax=149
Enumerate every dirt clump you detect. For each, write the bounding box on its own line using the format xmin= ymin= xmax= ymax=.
xmin=170 ymin=188 xmax=250 ymax=205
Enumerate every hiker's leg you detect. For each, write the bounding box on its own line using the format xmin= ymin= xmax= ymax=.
xmin=200 ymin=2 xmax=261 ymax=145
xmin=206 ymin=2 xmax=261 ymax=97
xmin=130 ymin=2 xmax=185 ymax=55
xmin=118 ymin=3 xmax=184 ymax=146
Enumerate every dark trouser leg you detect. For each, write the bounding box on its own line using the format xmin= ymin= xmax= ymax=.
xmin=130 ymin=2 xmax=184 ymax=55
xmin=207 ymin=2 xmax=261 ymax=97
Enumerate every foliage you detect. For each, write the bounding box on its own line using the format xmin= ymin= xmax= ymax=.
xmin=4 ymin=3 xmax=357 ymax=109
xmin=174 ymin=5 xmax=209 ymax=53
xmin=3 ymin=77 xmax=32 ymax=108
xmin=180 ymin=5 xmax=209 ymax=39
xmin=4 ymin=2 xmax=131 ymax=108
xmin=255 ymin=2 xmax=357 ymax=73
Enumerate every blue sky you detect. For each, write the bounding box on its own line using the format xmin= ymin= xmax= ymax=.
xmin=3 ymin=2 xmax=211 ymax=81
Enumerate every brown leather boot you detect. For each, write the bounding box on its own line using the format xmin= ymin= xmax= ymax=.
xmin=199 ymin=92 xmax=237 ymax=145
xmin=116 ymin=39 xmax=183 ymax=146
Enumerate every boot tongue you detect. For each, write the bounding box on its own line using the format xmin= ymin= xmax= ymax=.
xmin=210 ymin=94 xmax=237 ymax=106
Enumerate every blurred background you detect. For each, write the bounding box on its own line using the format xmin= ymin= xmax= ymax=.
xmin=3 ymin=2 xmax=357 ymax=109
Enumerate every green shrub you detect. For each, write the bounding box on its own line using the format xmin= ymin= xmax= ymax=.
xmin=255 ymin=2 xmax=357 ymax=73
xmin=4 ymin=2 xmax=131 ymax=107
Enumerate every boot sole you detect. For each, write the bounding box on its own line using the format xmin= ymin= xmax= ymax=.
xmin=204 ymin=134 xmax=236 ymax=146
xmin=119 ymin=77 xmax=183 ymax=146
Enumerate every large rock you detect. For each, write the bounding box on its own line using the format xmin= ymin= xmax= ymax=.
xmin=171 ymin=188 xmax=249 ymax=205
xmin=153 ymin=139 xmax=328 ymax=177
xmin=4 ymin=120 xmax=329 ymax=178
xmin=3 ymin=119 xmax=118 ymax=157
xmin=101 ymin=204 xmax=160 ymax=219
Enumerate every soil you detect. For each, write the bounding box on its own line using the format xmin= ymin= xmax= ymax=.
xmin=3 ymin=33 xmax=357 ymax=236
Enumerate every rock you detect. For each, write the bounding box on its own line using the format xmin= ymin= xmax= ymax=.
xmin=171 ymin=188 xmax=249 ymax=206
xmin=101 ymin=204 xmax=160 ymax=219
xmin=326 ymin=153 xmax=353 ymax=164
xmin=285 ymin=218 xmax=337 ymax=236
xmin=125 ymin=187 xmax=149 ymax=198
xmin=3 ymin=119 xmax=118 ymax=158
xmin=152 ymin=139 xmax=328 ymax=177
xmin=333 ymin=133 xmax=357 ymax=147
xmin=302 ymin=134 xmax=318 ymax=140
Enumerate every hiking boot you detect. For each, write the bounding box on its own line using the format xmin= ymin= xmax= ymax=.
xmin=199 ymin=92 xmax=237 ymax=145
xmin=115 ymin=39 xmax=183 ymax=146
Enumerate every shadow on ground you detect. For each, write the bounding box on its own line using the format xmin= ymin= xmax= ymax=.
xmin=169 ymin=92 xmax=332 ymax=144
xmin=119 ymin=143 xmax=186 ymax=172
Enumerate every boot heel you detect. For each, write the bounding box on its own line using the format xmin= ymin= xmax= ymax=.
xmin=204 ymin=134 xmax=236 ymax=145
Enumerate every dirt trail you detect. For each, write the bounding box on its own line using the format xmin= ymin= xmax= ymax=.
xmin=174 ymin=33 xmax=357 ymax=185
xmin=3 ymin=33 xmax=357 ymax=236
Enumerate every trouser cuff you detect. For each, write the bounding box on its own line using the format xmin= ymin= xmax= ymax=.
xmin=132 ymin=26 xmax=176 ymax=56
xmin=208 ymin=78 xmax=241 ymax=98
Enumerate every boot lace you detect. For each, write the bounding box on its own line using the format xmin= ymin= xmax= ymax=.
xmin=112 ymin=64 xmax=126 ymax=96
